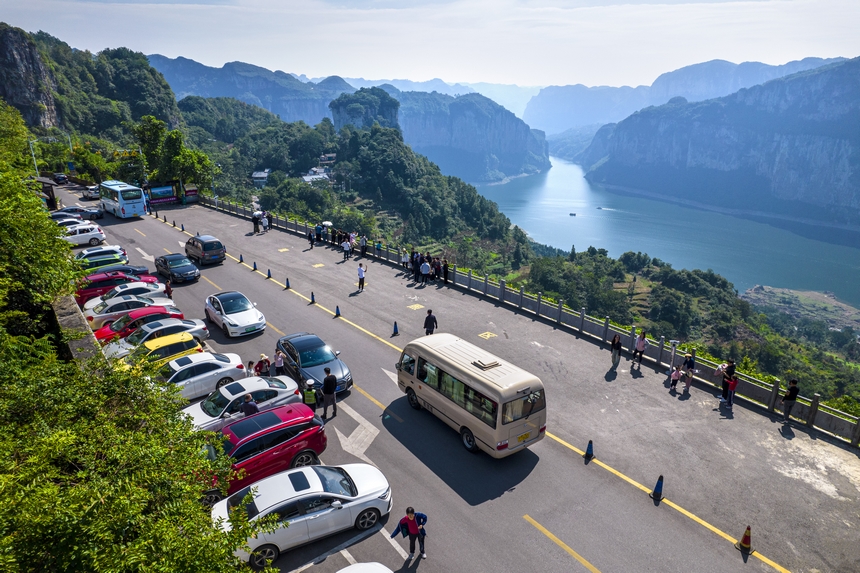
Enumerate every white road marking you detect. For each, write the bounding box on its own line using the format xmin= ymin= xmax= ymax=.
xmin=382 ymin=527 xmax=410 ymax=559
xmin=382 ymin=368 xmax=398 ymax=387
xmin=178 ymin=240 xmax=186 ymax=250
xmin=333 ymin=401 xmax=379 ymax=466
xmin=340 ymin=549 xmax=357 ymax=565
xmin=286 ymin=523 xmax=382 ymax=573
xmin=135 ymin=247 xmax=154 ymax=262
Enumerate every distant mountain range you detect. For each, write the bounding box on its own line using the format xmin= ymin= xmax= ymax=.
xmin=577 ymin=57 xmax=860 ymax=232
xmin=525 ymin=57 xmax=846 ymax=135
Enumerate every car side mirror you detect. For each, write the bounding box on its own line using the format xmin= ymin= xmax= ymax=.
xmin=331 ymin=500 xmax=343 ymax=509
xmin=253 ymin=302 xmax=258 ymax=307
xmin=395 ymin=363 xmax=401 ymax=371
xmin=335 ymin=350 xmax=341 ymax=356
xmin=222 ymin=412 xmax=232 ymax=418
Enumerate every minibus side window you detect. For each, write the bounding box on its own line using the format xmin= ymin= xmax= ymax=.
xmin=400 ymin=354 xmax=415 ymax=376
xmin=417 ymin=359 xmax=439 ymax=389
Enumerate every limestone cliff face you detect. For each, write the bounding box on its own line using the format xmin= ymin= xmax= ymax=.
xmin=329 ymin=86 xmax=399 ymax=131
xmin=148 ymin=55 xmax=353 ymax=125
xmin=582 ymin=57 xmax=860 ymax=223
xmin=395 ymin=90 xmax=551 ymax=182
xmin=0 ymin=23 xmax=58 ymax=128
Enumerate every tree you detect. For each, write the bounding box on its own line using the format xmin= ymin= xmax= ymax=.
xmin=131 ymin=115 xmax=167 ymax=177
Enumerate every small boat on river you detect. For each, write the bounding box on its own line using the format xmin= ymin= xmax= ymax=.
xmin=569 ymin=212 xmax=576 ymax=216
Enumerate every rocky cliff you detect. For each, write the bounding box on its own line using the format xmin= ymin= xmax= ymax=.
xmin=148 ymin=55 xmax=354 ymax=126
xmin=581 ymin=58 xmax=860 ymax=226
xmin=524 ymin=57 xmax=845 ymax=135
xmin=329 ymin=87 xmax=400 ymax=131
xmin=0 ymin=23 xmax=58 ymax=128
xmin=385 ymin=88 xmax=550 ymax=182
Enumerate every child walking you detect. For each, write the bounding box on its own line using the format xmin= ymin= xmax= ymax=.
xmin=670 ymin=365 xmax=681 ymax=391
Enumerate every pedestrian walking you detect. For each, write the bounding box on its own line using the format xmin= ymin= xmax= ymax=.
xmin=341 ymin=239 xmax=351 ymax=260
xmin=251 ymin=212 xmax=260 ymax=234
xmin=424 ymin=309 xmax=437 ymax=335
xmin=321 ymin=367 xmax=337 ymax=418
xmin=246 ymin=360 xmax=255 ymax=377
xmin=360 ymin=235 xmax=368 ymax=257
xmin=720 ymin=359 xmax=736 ymax=403
xmin=261 ymin=212 xmax=269 ymax=233
xmin=632 ymin=331 xmax=648 ymax=366
xmin=681 ymin=353 xmax=696 ymax=390
xmin=420 ymin=259 xmax=431 ymax=284
xmin=670 ymin=365 xmax=682 ymax=390
xmin=273 ymin=350 xmax=286 ymax=376
xmin=781 ymin=379 xmax=799 ymax=423
xmin=390 ymin=507 xmax=427 ymax=560
xmin=726 ymin=374 xmax=739 ymax=409
xmin=610 ymin=334 xmax=622 ymax=369
xmin=254 ymin=354 xmax=271 ymax=377
xmin=357 ymin=263 xmax=366 ymax=291
xmin=240 ymin=394 xmax=259 ymax=416
xmin=164 ymin=279 xmax=173 ymax=298
xmin=442 ymin=258 xmax=449 ymax=284
xmin=307 ymin=230 xmax=315 ymax=248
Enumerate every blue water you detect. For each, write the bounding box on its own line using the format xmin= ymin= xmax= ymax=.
xmin=476 ymin=157 xmax=860 ymax=307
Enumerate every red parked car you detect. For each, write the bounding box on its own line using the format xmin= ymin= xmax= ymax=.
xmin=215 ymin=404 xmax=327 ymax=498
xmin=75 ymin=271 xmax=158 ymax=306
xmin=93 ymin=306 xmax=184 ymax=344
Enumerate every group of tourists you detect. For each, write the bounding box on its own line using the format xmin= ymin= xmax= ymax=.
xmin=251 ymin=210 xmax=270 ymax=234
xmin=401 ymin=249 xmax=449 ymax=285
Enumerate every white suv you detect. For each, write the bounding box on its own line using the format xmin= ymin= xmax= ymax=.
xmin=160 ymin=352 xmax=244 ymax=400
xmin=64 ymin=224 xmax=105 ymax=246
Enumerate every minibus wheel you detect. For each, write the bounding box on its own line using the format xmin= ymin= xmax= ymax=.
xmin=406 ymin=388 xmax=421 ymax=410
xmin=460 ymin=427 xmax=478 ymax=452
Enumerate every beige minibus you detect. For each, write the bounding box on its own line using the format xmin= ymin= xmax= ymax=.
xmin=395 ymin=333 xmax=546 ymax=458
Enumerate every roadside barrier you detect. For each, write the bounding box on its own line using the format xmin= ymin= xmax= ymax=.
xmin=649 ymin=475 xmax=664 ymax=502
xmin=735 ymin=526 xmax=753 ymax=554
xmin=584 ymin=440 xmax=594 ymax=461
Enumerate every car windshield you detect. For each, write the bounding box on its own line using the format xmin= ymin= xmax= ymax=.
xmin=200 ymin=390 xmax=231 ymax=418
xmin=136 ymin=296 xmax=154 ymax=305
xmin=101 ymin=287 xmax=121 ymax=300
xmin=93 ymin=301 xmax=109 ymax=314
xmin=313 ymin=466 xmax=357 ymax=497
xmin=110 ymin=314 xmax=132 ymax=332
xmin=167 ymin=257 xmax=193 ymax=268
xmin=299 ymin=343 xmax=337 ymax=368
xmin=502 ymin=389 xmax=547 ymax=425
xmin=220 ymin=294 xmax=253 ymax=314
xmin=125 ymin=327 xmax=149 ymax=345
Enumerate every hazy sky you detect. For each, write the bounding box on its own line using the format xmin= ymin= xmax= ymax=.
xmin=4 ymin=0 xmax=859 ymax=87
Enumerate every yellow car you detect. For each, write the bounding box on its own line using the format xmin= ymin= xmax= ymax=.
xmin=125 ymin=332 xmax=203 ymax=368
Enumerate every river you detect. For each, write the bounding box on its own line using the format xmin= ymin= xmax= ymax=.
xmin=475 ymin=157 xmax=860 ymax=307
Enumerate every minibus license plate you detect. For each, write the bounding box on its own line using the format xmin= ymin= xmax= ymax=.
xmin=517 ymin=431 xmax=531 ymax=443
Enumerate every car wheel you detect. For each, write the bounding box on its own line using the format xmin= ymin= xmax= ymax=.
xmin=216 ymin=377 xmax=232 ymax=388
xmin=222 ymin=324 xmax=230 ymax=338
xmin=460 ymin=427 xmax=479 ymax=453
xmin=204 ymin=310 xmax=212 ymax=324
xmin=89 ymin=237 xmax=100 ymax=246
xmin=90 ymin=214 xmax=98 ymax=220
xmin=201 ymin=489 xmax=223 ymax=507
xmin=354 ymin=508 xmax=380 ymax=531
xmin=406 ymin=388 xmax=421 ymax=410
xmin=248 ymin=544 xmax=279 ymax=571
xmin=290 ymin=451 xmax=319 ymax=468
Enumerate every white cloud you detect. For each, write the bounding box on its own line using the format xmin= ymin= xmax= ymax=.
xmin=3 ymin=0 xmax=858 ymax=86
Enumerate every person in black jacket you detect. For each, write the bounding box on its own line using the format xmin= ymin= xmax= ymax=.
xmin=424 ymin=309 xmax=437 ymax=335
xmin=321 ymin=367 xmax=337 ymax=419
xmin=781 ymin=379 xmax=799 ymax=423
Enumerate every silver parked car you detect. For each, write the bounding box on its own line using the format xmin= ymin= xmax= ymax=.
xmin=181 ymin=376 xmax=301 ymax=432
xmin=103 ymin=318 xmax=208 ymax=360
xmin=82 ymin=281 xmax=167 ymax=310
xmin=159 ymin=352 xmax=245 ymax=400
xmin=84 ymin=294 xmax=175 ymax=329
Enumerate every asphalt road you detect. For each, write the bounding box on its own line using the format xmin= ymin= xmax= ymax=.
xmin=60 ymin=186 xmax=860 ymax=573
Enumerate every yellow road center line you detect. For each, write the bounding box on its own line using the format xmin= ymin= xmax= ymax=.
xmin=545 ymin=432 xmax=790 ymax=572
xmin=266 ymin=322 xmax=285 ymax=336
xmin=352 ymin=384 xmax=403 ymax=423
xmin=183 ymin=230 xmax=193 ymax=236
xmin=134 ymin=228 xmax=146 ymax=237
xmin=200 ymin=275 xmax=220 ymax=290
xmin=163 ymin=247 xmax=171 ymax=253
xmin=523 ymin=515 xmax=601 ymax=573
xmin=226 ymin=253 xmax=240 ymax=262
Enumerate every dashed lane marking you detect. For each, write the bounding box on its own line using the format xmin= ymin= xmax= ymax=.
xmin=134 ymin=228 xmax=146 ymax=237
xmin=524 ymin=515 xmax=601 ymax=573
xmin=340 ymin=549 xmax=357 ymax=565
xmin=266 ymin=322 xmax=285 ymax=336
xmin=352 ymin=384 xmax=403 ymax=423
xmin=382 ymin=527 xmax=410 ymax=559
xmin=286 ymin=523 xmax=383 ymax=573
xmin=312 ymin=263 xmax=325 ymax=268
xmin=163 ymin=247 xmax=171 ymax=253
xmin=407 ymin=303 xmax=424 ymax=310
xmin=200 ymin=275 xmax=220 ymax=290
xmin=278 ymin=248 xmax=289 ymax=252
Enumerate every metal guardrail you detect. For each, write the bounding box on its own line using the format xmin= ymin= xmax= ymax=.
xmin=196 ymin=195 xmax=860 ymax=448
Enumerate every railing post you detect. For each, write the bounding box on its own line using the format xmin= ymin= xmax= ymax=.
xmin=467 ymin=269 xmax=472 ymax=290
xmin=557 ymin=299 xmax=563 ymax=324
xmin=851 ymin=418 xmax=860 ymax=447
xmin=807 ymin=393 xmax=821 ymax=427
xmin=452 ymin=265 xmax=457 ymax=285
xmin=691 ymin=348 xmax=697 ymax=366
xmin=536 ymin=292 xmax=542 ymax=317
xmin=602 ymin=317 xmax=610 ymax=342
xmin=659 ymin=336 xmax=665 ymax=368
xmin=768 ymin=379 xmax=782 ymax=413
xmin=483 ymin=274 xmax=488 ymax=295
xmin=629 ymin=326 xmax=637 ymax=352
xmin=579 ymin=307 xmax=586 ymax=332
xmin=500 ymin=279 xmax=506 ymax=303
xmin=518 ymin=286 xmax=524 ymax=309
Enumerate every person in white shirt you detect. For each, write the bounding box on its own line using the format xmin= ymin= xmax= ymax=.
xmin=357 ymin=263 xmax=366 ymax=291
xmin=341 ymin=240 xmax=350 ymax=260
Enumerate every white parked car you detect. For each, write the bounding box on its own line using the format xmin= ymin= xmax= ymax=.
xmin=159 ymin=352 xmax=244 ymax=400
xmin=84 ymin=294 xmax=175 ymax=329
xmin=337 ymin=565 xmax=394 ymax=573
xmin=212 ymin=464 xmax=392 ymax=570
xmin=64 ymin=224 xmax=105 ymax=246
xmin=204 ymin=291 xmax=266 ymax=338
xmin=103 ymin=318 xmax=208 ymax=360
xmin=182 ymin=376 xmax=301 ymax=431
xmin=83 ymin=282 xmax=167 ymax=310
xmin=75 ymin=244 xmax=127 ymax=262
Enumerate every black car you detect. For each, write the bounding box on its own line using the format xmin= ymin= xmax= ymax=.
xmin=155 ymin=253 xmax=200 ymax=283
xmin=50 ymin=211 xmax=82 ymax=222
xmin=275 ymin=332 xmax=353 ymax=394
xmin=53 ymin=173 xmax=68 ymax=184
xmin=97 ymin=264 xmax=151 ymax=276
xmin=57 ymin=205 xmax=104 ymax=220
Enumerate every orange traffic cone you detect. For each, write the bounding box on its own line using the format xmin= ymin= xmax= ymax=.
xmin=735 ymin=526 xmax=753 ymax=554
